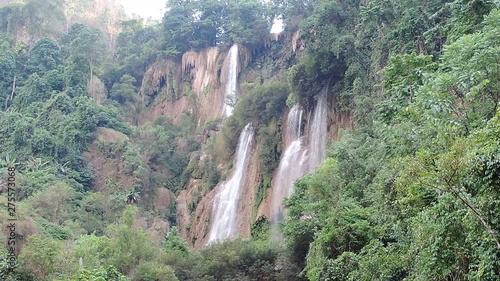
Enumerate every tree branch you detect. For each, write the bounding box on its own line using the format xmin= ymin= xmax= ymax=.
xmin=443 ymin=179 xmax=500 ymax=250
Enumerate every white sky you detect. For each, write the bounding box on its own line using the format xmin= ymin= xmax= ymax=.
xmin=118 ymin=0 xmax=166 ymax=20
xmin=270 ymin=19 xmax=283 ymax=33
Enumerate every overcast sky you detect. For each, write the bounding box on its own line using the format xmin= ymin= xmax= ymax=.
xmin=118 ymin=0 xmax=166 ymax=20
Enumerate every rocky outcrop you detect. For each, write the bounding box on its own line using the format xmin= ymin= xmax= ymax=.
xmin=329 ymin=110 xmax=354 ymax=141
xmin=140 ymin=46 xmax=245 ymax=126
xmin=182 ymin=47 xmax=220 ymax=95
xmin=183 ymin=47 xmax=227 ymax=123
xmin=84 ymin=127 xmax=174 ymax=245
xmin=177 ymin=179 xmax=215 ymax=247
xmin=146 ymin=217 xmax=170 ymax=246
xmin=140 ymin=60 xmax=180 ymax=98
xmin=63 ymin=0 xmax=126 ymax=51
xmin=236 ymin=144 xmax=260 ymax=237
xmin=144 ymin=38 xmax=340 ymax=249
xmin=177 ymin=144 xmax=261 ymax=248
xmin=256 ymin=108 xmax=295 ymax=221
xmin=153 ymin=188 xmax=175 ymax=220
xmin=292 ymin=30 xmax=304 ymax=53
xmin=328 ymin=94 xmax=354 ymax=141
xmin=139 ymin=59 xmax=188 ymax=124
xmin=83 ymin=127 xmax=133 ymax=194
xmin=143 ymin=96 xmax=191 ymax=124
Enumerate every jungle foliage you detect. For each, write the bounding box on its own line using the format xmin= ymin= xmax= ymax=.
xmin=0 ymin=0 xmax=499 ymax=280
xmin=282 ymin=1 xmax=500 ymax=280
xmin=162 ymin=0 xmax=273 ymax=56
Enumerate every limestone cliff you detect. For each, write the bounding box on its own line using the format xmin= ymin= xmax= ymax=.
xmin=181 ymin=141 xmax=260 ymax=248
xmin=136 ymin=31 xmax=351 ymax=248
xmin=140 ymin=46 xmax=246 ymax=126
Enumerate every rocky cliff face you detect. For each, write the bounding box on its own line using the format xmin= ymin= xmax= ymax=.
xmin=176 ymin=142 xmax=261 ymax=248
xmin=140 ymin=46 xmax=246 ymax=126
xmin=138 ymin=46 xmax=243 ymax=246
xmin=137 ymin=32 xmax=351 ymax=248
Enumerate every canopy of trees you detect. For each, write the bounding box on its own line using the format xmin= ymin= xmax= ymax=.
xmin=0 ymin=0 xmax=499 ymax=280
xmin=162 ymin=0 xmax=273 ymax=56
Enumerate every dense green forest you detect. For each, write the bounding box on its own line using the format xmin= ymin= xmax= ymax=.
xmin=0 ymin=0 xmax=499 ymax=280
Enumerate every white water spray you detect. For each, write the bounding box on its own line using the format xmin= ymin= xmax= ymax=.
xmin=223 ymin=44 xmax=239 ymax=117
xmin=207 ymin=123 xmax=254 ymax=244
xmin=269 ymin=105 xmax=308 ymax=224
xmin=268 ymin=85 xmax=329 ymax=232
xmin=308 ymin=86 xmax=328 ymax=171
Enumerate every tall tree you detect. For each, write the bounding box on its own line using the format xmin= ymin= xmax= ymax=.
xmin=162 ymin=0 xmax=195 ymax=56
xmin=0 ymin=37 xmax=15 ymax=110
xmin=27 ymin=38 xmax=62 ymax=75
xmin=225 ymin=0 xmax=271 ymax=46
xmin=65 ymin=23 xmax=104 ymax=86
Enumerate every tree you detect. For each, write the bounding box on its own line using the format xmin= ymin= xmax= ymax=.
xmin=109 ymin=74 xmax=137 ymax=104
xmin=27 ymin=38 xmax=62 ymax=75
xmin=0 ymin=37 xmax=16 ymax=110
xmin=106 ymin=19 xmax=161 ymax=87
xmin=163 ymin=227 xmax=189 ymax=254
xmin=161 ymin=0 xmax=273 ymax=54
xmin=0 ymin=3 xmax=24 ymax=38
xmin=69 ymin=265 xmax=129 ymax=281
xmin=105 ymin=206 xmax=158 ymax=275
xmin=19 ymin=235 xmax=62 ymax=280
xmin=21 ymin=0 xmax=65 ymax=42
xmin=133 ymin=262 xmax=179 ymax=281
xmin=270 ymin=0 xmax=316 ymax=31
xmin=225 ymin=0 xmax=271 ymax=46
xmin=65 ymin=24 xmax=104 ymax=86
xmin=72 ymin=234 xmax=111 ymax=270
xmin=64 ymin=55 xmax=89 ymax=97
xmin=13 ymin=73 xmax=53 ymax=111
xmin=29 ymin=182 xmax=74 ymax=224
xmin=162 ymin=0 xmax=195 ymax=56
xmin=192 ymin=0 xmax=226 ymax=48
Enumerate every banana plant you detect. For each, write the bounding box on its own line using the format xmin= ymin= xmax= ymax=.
xmin=25 ymin=157 xmax=50 ymax=172
xmin=59 ymin=161 xmax=70 ymax=174
xmin=0 ymin=153 xmax=19 ymax=169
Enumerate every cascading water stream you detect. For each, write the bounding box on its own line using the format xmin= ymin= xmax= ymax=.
xmin=269 ymin=105 xmax=308 ymax=225
xmin=268 ymin=85 xmax=329 ymax=233
xmin=223 ymin=44 xmax=239 ymax=117
xmin=308 ymin=85 xmax=328 ymax=171
xmin=207 ymin=123 xmax=254 ymax=244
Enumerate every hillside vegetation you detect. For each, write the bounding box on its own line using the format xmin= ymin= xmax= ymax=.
xmin=0 ymin=0 xmax=499 ymax=280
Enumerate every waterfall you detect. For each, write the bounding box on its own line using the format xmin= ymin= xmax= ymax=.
xmin=267 ymin=85 xmax=329 ymax=233
xmin=269 ymin=105 xmax=308 ymax=225
xmin=223 ymin=44 xmax=239 ymax=117
xmin=284 ymin=105 xmax=303 ymax=144
xmin=308 ymin=86 xmax=328 ymax=171
xmin=207 ymin=123 xmax=254 ymax=244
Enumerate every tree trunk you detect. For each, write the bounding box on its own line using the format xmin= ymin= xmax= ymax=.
xmin=452 ymin=188 xmax=500 ymax=250
xmin=89 ymin=58 xmax=93 ymax=87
